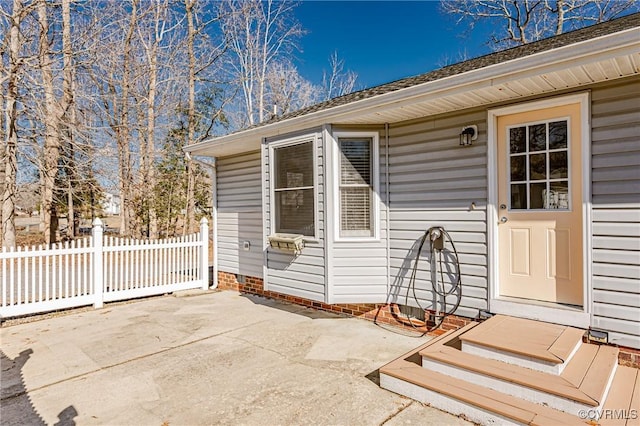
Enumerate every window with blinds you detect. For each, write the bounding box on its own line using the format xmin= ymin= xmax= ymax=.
xmin=273 ymin=141 xmax=315 ymax=236
xmin=339 ymin=137 xmax=373 ymax=237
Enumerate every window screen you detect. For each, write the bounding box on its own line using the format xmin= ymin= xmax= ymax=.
xmin=339 ymin=137 xmax=373 ymax=237
xmin=273 ymin=141 xmax=315 ymax=236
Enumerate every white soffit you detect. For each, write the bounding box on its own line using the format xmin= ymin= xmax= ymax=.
xmin=344 ymin=51 xmax=640 ymax=125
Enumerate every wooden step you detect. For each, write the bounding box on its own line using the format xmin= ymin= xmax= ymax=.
xmin=599 ymin=366 xmax=640 ymax=426
xmin=563 ymin=344 xmax=619 ymax=404
xmin=420 ymin=335 xmax=618 ymax=413
xmin=459 ymin=315 xmax=585 ymax=374
xmin=380 ymin=331 xmax=588 ymax=426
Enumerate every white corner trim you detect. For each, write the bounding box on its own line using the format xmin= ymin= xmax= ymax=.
xmin=261 ymin=139 xmax=270 ymax=292
xmin=581 ymin=93 xmax=593 ymax=327
xmin=323 ymin=125 xmax=335 ymax=304
xmin=331 ymin=131 xmax=381 ymax=243
xmin=487 ymin=92 xmax=592 ymax=325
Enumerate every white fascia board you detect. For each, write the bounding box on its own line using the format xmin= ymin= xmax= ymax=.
xmin=185 ymin=27 xmax=639 ymax=158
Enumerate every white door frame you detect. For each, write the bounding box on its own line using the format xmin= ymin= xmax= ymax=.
xmin=487 ymin=92 xmax=592 ymax=328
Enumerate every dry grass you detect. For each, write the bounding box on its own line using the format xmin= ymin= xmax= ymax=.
xmin=15 ymin=233 xmax=46 ymax=248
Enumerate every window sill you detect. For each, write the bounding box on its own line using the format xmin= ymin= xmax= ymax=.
xmin=334 ymin=237 xmax=380 ymax=243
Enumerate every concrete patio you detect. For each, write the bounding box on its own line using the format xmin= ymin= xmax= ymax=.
xmin=0 ymin=290 xmax=471 ymax=425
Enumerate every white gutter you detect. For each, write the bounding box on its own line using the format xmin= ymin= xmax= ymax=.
xmin=185 ymin=26 xmax=639 ymax=157
xmin=211 ymin=157 xmax=218 ymax=289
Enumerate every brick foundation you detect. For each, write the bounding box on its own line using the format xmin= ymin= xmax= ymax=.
xmin=614 ymin=344 xmax=640 ymax=369
xmin=217 ymin=271 xmax=640 ymax=369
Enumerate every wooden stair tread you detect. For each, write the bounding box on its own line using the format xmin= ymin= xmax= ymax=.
xmin=578 ymin=345 xmax=619 ymax=403
xmin=560 ymin=344 xmax=623 ymax=410
xmin=600 ymin=366 xmax=639 ymax=426
xmin=550 ymin=327 xmax=586 ymax=361
xmin=422 ymin=345 xmax=599 ymax=406
xmin=631 ymin=368 xmax=640 ymax=426
xmin=381 ymin=353 xmax=587 ymax=425
xmin=459 ymin=315 xmax=584 ymax=364
xmin=420 ymin=326 xmax=618 ymax=406
xmin=562 ymin=344 xmax=599 ymax=387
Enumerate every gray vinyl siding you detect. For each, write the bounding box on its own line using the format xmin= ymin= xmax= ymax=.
xmin=216 ymin=151 xmax=263 ymax=278
xmin=264 ymin=131 xmax=326 ymax=302
xmin=590 ymin=79 xmax=640 ymax=349
xmin=386 ymin=110 xmax=489 ymax=319
xmin=329 ymin=128 xmax=389 ymax=304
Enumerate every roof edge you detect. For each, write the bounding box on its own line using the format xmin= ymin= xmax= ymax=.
xmin=186 ymin=20 xmax=640 ymax=157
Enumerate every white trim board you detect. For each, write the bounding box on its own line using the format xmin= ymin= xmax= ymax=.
xmin=322 ymin=125 xmax=334 ymax=304
xmin=486 ymin=92 xmax=592 ymax=328
xmin=261 ymin=139 xmax=270 ymax=292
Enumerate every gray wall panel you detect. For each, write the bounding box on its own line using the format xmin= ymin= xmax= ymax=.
xmin=329 ymin=128 xmax=389 ymax=304
xmin=387 ymin=111 xmax=489 ymax=316
xmin=264 ymin=132 xmax=326 ymax=302
xmin=591 ymin=79 xmax=640 ymax=349
xmin=217 ymin=152 xmax=263 ymax=278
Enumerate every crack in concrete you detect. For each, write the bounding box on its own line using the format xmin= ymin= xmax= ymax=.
xmin=379 ymin=400 xmax=414 ymax=425
xmin=0 ymin=319 xmax=270 ymax=402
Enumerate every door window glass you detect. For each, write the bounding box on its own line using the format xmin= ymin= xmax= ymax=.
xmin=508 ymin=119 xmax=569 ymax=210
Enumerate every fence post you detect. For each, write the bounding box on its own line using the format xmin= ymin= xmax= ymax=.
xmin=92 ymin=218 xmax=104 ymax=308
xmin=200 ymin=217 xmax=209 ymax=290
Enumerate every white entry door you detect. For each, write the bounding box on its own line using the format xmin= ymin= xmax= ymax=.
xmin=496 ymin=103 xmax=584 ymax=306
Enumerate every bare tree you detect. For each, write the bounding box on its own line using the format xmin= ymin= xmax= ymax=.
xmin=219 ymin=0 xmax=304 ymax=126
xmin=185 ymin=0 xmax=198 ymax=234
xmin=80 ymin=1 xmax=140 ymax=237
xmin=78 ymin=1 xmax=138 ymax=236
xmin=136 ymin=0 xmax=177 ymax=238
xmin=266 ymin=60 xmax=319 ymax=116
xmin=4 ymin=0 xmax=357 ymax=245
xmin=321 ymin=51 xmax=357 ymax=100
xmin=441 ymin=0 xmax=639 ymax=49
xmin=183 ymin=0 xmax=228 ymax=234
xmin=1 ymin=0 xmax=28 ymax=248
xmin=61 ymin=0 xmax=77 ymax=239
xmin=36 ymin=0 xmax=63 ymax=246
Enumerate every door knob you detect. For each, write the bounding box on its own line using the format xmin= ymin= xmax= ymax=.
xmin=500 ymin=217 xmax=508 ymax=223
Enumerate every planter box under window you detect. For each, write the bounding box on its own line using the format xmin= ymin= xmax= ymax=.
xmin=268 ymin=233 xmax=305 ymax=254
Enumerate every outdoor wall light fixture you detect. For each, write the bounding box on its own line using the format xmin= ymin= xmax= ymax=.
xmin=460 ymin=125 xmax=478 ymax=146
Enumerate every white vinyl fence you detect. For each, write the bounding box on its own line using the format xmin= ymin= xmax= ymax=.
xmin=0 ymin=218 xmax=209 ymax=319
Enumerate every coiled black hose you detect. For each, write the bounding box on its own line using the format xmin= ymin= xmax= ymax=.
xmin=403 ymin=226 xmax=463 ymax=336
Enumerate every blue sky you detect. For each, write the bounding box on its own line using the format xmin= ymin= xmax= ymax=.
xmin=294 ymin=1 xmax=491 ymax=89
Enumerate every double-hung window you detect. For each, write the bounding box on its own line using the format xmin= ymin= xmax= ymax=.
xmin=336 ymin=133 xmax=379 ymax=239
xmin=272 ymin=139 xmax=315 ymax=237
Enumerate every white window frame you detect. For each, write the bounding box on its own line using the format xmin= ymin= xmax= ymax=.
xmin=332 ymin=131 xmax=380 ymax=242
xmin=268 ymin=134 xmax=319 ymax=241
